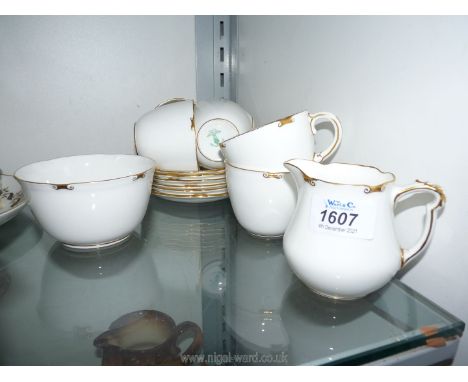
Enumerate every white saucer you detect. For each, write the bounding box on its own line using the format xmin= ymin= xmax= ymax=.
xmin=0 ymin=174 xmax=28 ymax=227
xmin=152 ymin=187 xmax=228 ymax=196
xmin=153 ymin=193 xmax=228 ymax=204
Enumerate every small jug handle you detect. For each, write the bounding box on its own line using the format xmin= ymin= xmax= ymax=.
xmin=171 ymin=321 xmax=203 ymax=361
xmin=308 ymin=112 xmax=342 ymax=162
xmin=391 ymin=180 xmax=446 ymax=268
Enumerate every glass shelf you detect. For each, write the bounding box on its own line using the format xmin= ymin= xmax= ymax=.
xmin=0 ymin=198 xmax=464 ymax=365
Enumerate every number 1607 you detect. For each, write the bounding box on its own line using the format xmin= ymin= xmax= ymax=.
xmin=320 ymin=210 xmax=358 ymax=226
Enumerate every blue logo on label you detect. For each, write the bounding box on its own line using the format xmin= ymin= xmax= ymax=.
xmin=325 ymin=199 xmax=356 ymax=210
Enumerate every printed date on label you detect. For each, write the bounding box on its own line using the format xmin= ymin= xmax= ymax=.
xmin=320 ymin=210 xmax=358 ymax=226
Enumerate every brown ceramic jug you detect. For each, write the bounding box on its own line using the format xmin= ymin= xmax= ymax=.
xmin=94 ymin=310 xmax=203 ymax=366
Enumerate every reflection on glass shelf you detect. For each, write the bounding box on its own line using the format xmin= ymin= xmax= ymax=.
xmin=0 ymin=198 xmax=464 ymax=365
xmin=224 ymin=227 xmax=292 ymax=360
xmin=38 ymin=234 xmax=158 ymax=335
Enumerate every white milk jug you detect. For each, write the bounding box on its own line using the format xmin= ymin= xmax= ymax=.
xmin=283 ymin=159 xmax=445 ymax=300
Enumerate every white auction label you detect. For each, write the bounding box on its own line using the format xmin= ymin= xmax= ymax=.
xmin=310 ymin=190 xmax=377 ymax=240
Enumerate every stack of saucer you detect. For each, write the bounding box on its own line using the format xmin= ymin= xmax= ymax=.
xmin=151 ymin=168 xmax=228 ymax=203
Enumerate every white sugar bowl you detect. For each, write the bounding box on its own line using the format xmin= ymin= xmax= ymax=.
xmin=15 ymin=154 xmax=156 ymax=250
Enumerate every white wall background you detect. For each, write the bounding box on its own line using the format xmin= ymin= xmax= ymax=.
xmin=0 ymin=16 xmax=196 ymax=173
xmin=237 ymin=16 xmax=468 ymax=365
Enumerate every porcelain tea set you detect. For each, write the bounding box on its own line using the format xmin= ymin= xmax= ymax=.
xmin=1 ymin=97 xmax=446 ymax=300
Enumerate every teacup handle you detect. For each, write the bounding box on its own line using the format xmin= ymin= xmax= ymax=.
xmin=308 ymin=112 xmax=343 ymax=162
xmin=172 ymin=321 xmax=203 ymax=359
xmin=391 ymin=180 xmax=446 ymax=268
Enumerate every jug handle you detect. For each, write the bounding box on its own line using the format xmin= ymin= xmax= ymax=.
xmin=171 ymin=321 xmax=203 ymax=361
xmin=308 ymin=112 xmax=343 ymax=163
xmin=391 ymin=180 xmax=446 ymax=268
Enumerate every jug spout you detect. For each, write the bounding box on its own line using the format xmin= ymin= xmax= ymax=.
xmin=283 ymin=159 xmax=310 ymax=193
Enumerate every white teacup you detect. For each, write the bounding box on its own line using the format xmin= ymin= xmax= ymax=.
xmin=134 ymin=98 xmax=198 ymax=172
xmin=221 ymin=111 xmax=342 ymax=172
xmin=194 ymin=100 xmax=254 ymax=170
xmin=225 ymin=162 xmax=296 ymax=238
